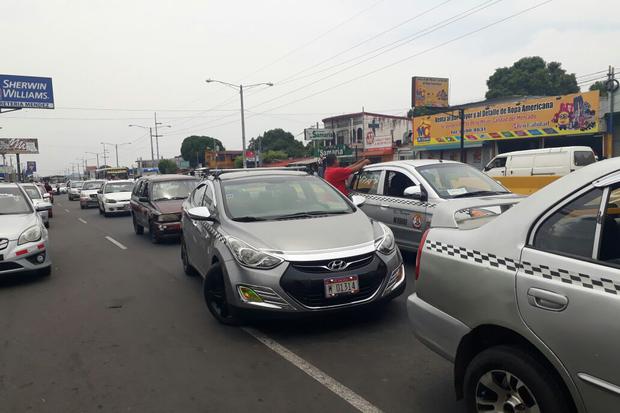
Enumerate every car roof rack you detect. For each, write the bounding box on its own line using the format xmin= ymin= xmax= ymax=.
xmin=208 ymin=167 xmax=310 ymax=179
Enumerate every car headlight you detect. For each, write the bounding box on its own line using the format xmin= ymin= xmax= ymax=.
xmin=104 ymin=198 xmax=117 ymax=203
xmin=226 ymin=236 xmax=283 ymax=269
xmin=18 ymin=225 xmax=42 ymax=245
xmin=157 ymin=213 xmax=179 ymax=222
xmin=375 ymin=222 xmax=396 ymax=255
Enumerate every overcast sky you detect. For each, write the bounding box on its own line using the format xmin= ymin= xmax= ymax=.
xmin=1 ymin=0 xmax=618 ymax=175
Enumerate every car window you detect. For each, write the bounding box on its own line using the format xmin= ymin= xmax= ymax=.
xmin=141 ymin=182 xmax=149 ymax=198
xmin=487 ymin=157 xmax=506 ymax=169
xmin=104 ymin=182 xmax=133 ymax=193
xmin=152 ymin=180 xmax=197 ymax=201
xmin=534 ymin=188 xmax=603 ymax=259
xmin=354 ymin=170 xmax=381 ymax=194
xmin=0 ymin=187 xmax=33 ymax=214
xmin=384 ymin=171 xmax=415 ymax=197
xmin=133 ymin=180 xmax=143 ymax=196
xmin=574 ymin=151 xmax=595 ymax=166
xmin=203 ymin=183 xmax=215 ymax=207
xmin=23 ymin=186 xmax=42 ymax=199
xmin=83 ymin=181 xmax=104 ymax=190
xmin=598 ymin=186 xmax=620 ymax=264
xmin=417 ymin=163 xmax=508 ymax=199
xmin=71 ymin=182 xmax=83 ymax=188
xmin=191 ymin=184 xmax=207 ymax=206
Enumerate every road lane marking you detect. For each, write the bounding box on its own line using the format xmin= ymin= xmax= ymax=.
xmin=242 ymin=327 xmax=382 ymax=413
xmin=78 ymin=218 xmax=87 ymax=224
xmin=64 ymin=209 xmax=70 ymax=213
xmin=104 ymin=236 xmax=127 ymax=250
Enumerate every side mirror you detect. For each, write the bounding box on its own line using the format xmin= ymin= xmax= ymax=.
xmin=138 ymin=196 xmax=149 ymax=202
xmin=186 ymin=206 xmax=213 ymax=221
xmin=404 ymin=185 xmax=424 ymax=200
xmin=36 ymin=202 xmax=52 ymax=211
xmin=351 ymin=194 xmax=366 ymax=207
xmin=97 ymin=189 xmax=103 ymax=194
xmin=43 ymin=193 xmax=50 ymax=199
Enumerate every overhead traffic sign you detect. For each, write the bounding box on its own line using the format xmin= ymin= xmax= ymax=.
xmin=0 ymin=74 xmax=54 ymax=109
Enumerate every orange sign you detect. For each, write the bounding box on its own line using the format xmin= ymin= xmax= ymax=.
xmin=412 ymin=91 xmax=600 ymax=147
xmin=412 ymin=77 xmax=449 ymax=108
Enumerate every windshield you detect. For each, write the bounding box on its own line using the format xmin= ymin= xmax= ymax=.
xmin=105 ymin=182 xmax=134 ymax=193
xmin=152 ymin=180 xmax=197 ymax=201
xmin=0 ymin=187 xmax=33 ymax=215
xmin=417 ymin=163 xmax=509 ymax=199
xmin=23 ymin=186 xmax=42 ymax=199
xmin=83 ymin=181 xmax=105 ymax=190
xmin=222 ymin=175 xmax=353 ymax=221
xmin=71 ymin=182 xmax=84 ymax=188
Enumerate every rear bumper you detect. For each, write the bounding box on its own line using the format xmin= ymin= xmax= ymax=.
xmin=407 ymin=293 xmax=470 ymax=363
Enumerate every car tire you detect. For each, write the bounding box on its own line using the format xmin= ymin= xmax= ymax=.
xmin=104 ymin=211 xmax=110 ymax=218
xmin=464 ymin=345 xmax=572 ymax=413
xmin=132 ymin=215 xmax=144 ymax=235
xmin=48 ymin=210 xmax=53 ymax=218
xmin=149 ymin=222 xmax=160 ymax=244
xmin=181 ymin=238 xmax=198 ymax=276
xmin=80 ymin=204 xmax=85 ymax=209
xmin=203 ymin=264 xmax=240 ymax=326
xmin=38 ymin=266 xmax=52 ymax=277
xmin=44 ymin=221 xmax=49 ymax=229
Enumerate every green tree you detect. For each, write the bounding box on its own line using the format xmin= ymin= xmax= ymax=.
xmin=589 ymin=81 xmax=608 ymax=96
xmin=233 ymin=156 xmax=243 ymax=168
xmin=180 ymin=135 xmax=225 ymax=168
xmin=485 ymin=57 xmax=579 ymax=99
xmin=248 ymin=128 xmax=308 ymax=159
xmin=158 ymin=159 xmax=178 ymax=174
xmin=407 ymin=107 xmax=435 ymax=118
xmin=261 ymin=150 xmax=288 ymax=164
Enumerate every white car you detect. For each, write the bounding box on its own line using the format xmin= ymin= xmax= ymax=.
xmin=68 ymin=181 xmax=84 ymax=200
xmin=97 ymin=180 xmax=134 ymax=216
xmin=0 ymin=183 xmax=52 ymax=278
xmin=20 ymin=183 xmax=53 ymax=228
xmin=79 ymin=180 xmax=105 ymax=209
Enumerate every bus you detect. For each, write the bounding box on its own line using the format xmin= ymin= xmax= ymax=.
xmin=95 ymin=167 xmax=129 ymax=180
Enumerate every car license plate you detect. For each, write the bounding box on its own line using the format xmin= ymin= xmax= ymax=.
xmin=324 ymin=275 xmax=359 ymax=298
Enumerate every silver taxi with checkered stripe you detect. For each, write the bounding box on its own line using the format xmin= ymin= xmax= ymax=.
xmin=349 ymin=160 xmax=518 ymax=252
xmin=408 ymin=157 xmax=620 ymax=412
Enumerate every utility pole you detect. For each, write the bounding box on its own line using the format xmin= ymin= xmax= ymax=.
xmin=459 ymin=108 xmax=465 ymax=163
xmin=101 ymin=141 xmax=131 ymax=168
xmin=102 ymin=143 xmax=109 ymax=166
xmin=607 ymin=66 xmax=618 ymax=158
xmin=206 ymin=79 xmax=273 ymax=169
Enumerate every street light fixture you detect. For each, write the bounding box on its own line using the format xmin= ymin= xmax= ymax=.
xmin=129 ymin=124 xmax=154 ymax=166
xmin=101 ymin=141 xmax=132 ymax=167
xmin=205 ymin=78 xmax=274 ymax=168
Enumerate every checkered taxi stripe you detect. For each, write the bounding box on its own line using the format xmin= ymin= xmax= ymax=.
xmin=350 ymin=192 xmax=437 ymax=208
xmin=426 ymin=240 xmax=620 ymax=297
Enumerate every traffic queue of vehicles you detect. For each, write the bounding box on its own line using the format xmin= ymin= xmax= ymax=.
xmin=2 ymin=154 xmax=617 ymax=412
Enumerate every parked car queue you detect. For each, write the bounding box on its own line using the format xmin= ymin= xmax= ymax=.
xmin=6 ymin=157 xmax=619 ymax=412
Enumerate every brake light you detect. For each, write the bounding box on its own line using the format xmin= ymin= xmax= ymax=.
xmin=415 ymin=229 xmax=430 ymax=280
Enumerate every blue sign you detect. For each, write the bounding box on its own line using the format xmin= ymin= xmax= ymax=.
xmin=0 ymin=74 xmax=54 ymax=109
xmin=25 ymin=161 xmax=36 ymax=176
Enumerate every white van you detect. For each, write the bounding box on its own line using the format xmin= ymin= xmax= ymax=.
xmin=484 ymin=146 xmax=596 ymax=177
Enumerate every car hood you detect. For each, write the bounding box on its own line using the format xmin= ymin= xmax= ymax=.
xmin=223 ymin=210 xmax=378 ymax=255
xmin=0 ymin=213 xmax=39 ymax=241
xmin=153 ymin=199 xmax=184 ymax=213
xmin=103 ymin=192 xmax=132 ymax=201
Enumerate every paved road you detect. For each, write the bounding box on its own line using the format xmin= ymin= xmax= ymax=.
xmin=0 ymin=195 xmax=464 ymax=413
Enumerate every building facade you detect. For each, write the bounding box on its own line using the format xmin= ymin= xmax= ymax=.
xmin=204 ymin=150 xmax=242 ymax=169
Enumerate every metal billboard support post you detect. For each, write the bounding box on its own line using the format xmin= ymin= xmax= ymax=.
xmin=15 ymin=153 xmax=21 ymax=182
xmin=459 ymin=108 xmax=465 ymax=163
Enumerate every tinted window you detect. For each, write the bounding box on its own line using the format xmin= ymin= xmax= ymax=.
xmin=354 ymin=170 xmax=381 ymax=194
xmin=384 ymin=171 xmax=415 ymax=197
xmin=152 ymin=180 xmax=197 ymax=201
xmin=574 ymin=151 xmax=595 ymax=166
xmin=489 ymin=157 xmax=506 ymax=169
xmin=598 ymin=187 xmax=620 ymax=264
xmin=0 ymin=187 xmax=33 ymax=214
xmin=534 ymin=188 xmax=603 ymax=259
xmin=141 ymin=182 xmax=149 ymax=198
xmin=132 ymin=181 xmax=143 ymax=196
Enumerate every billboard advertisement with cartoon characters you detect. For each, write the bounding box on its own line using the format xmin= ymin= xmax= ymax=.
xmin=412 ymin=91 xmax=599 ymax=147
xmin=411 ymin=77 xmax=449 ymax=108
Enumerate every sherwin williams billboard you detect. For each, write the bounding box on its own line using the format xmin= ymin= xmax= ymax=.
xmin=412 ymin=91 xmax=600 ymax=147
xmin=411 ymin=77 xmax=449 ymax=108
xmin=0 ymin=75 xmax=54 ymax=109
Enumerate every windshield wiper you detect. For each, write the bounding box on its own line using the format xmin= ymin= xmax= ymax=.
xmin=232 ymin=216 xmax=268 ymax=222
xmin=452 ymin=190 xmax=510 ymax=199
xmin=274 ymin=210 xmax=349 ymax=220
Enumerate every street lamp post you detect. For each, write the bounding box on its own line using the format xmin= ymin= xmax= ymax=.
xmin=86 ymin=151 xmax=100 ymax=169
xmin=101 ymin=141 xmax=132 ymax=167
xmin=129 ymin=124 xmax=154 ymax=166
xmin=205 ymin=79 xmax=273 ymax=168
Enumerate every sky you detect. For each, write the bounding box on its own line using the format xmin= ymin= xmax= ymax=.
xmin=1 ymin=0 xmax=619 ymax=175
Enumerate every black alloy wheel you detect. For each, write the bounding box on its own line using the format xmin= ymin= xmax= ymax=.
xmin=133 ymin=214 xmax=144 ymax=235
xmin=181 ymin=239 xmax=197 ymax=276
xmin=203 ymin=264 xmax=239 ymax=325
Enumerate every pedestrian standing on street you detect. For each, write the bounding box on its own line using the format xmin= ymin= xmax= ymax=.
xmin=323 ymin=154 xmax=370 ymax=196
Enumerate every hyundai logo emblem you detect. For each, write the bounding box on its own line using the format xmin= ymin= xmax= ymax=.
xmin=327 ymin=260 xmax=347 ymax=271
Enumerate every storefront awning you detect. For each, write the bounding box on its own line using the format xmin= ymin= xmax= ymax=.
xmin=412 ymin=142 xmax=483 ymax=152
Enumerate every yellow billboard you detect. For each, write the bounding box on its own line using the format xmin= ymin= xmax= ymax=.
xmin=412 ymin=91 xmax=600 ymax=147
xmin=412 ymin=77 xmax=449 ymax=108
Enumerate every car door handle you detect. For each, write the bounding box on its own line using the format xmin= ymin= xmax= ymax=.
xmin=527 ymin=288 xmax=568 ymax=312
